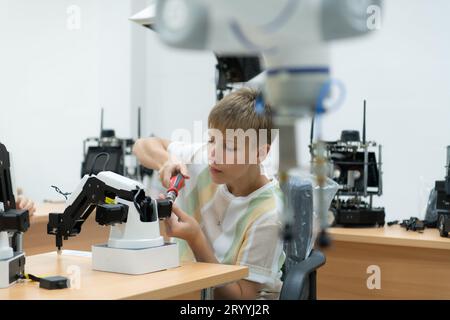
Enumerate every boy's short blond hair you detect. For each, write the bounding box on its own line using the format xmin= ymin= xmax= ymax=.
xmin=208 ymin=87 xmax=274 ymax=144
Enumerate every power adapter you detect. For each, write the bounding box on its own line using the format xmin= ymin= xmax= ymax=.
xmin=23 ymin=274 xmax=70 ymax=290
xmin=39 ymin=276 xmax=70 ymax=290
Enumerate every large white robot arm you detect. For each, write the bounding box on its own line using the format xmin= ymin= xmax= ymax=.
xmin=145 ymin=0 xmax=381 ymax=113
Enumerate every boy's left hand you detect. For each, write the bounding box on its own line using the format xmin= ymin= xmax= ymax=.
xmin=162 ymin=195 xmax=201 ymax=244
xmin=15 ymin=195 xmax=36 ymax=216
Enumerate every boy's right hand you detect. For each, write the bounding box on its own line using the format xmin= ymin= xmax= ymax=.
xmin=159 ymin=159 xmax=190 ymax=188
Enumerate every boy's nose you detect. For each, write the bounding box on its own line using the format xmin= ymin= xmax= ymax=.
xmin=208 ymin=144 xmax=216 ymax=163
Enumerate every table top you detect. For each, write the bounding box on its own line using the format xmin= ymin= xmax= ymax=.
xmin=0 ymin=251 xmax=248 ymax=300
xmin=329 ymin=225 xmax=450 ymax=250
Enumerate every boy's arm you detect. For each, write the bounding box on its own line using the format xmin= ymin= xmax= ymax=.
xmin=165 ymin=203 xmax=262 ymax=300
xmin=191 ymin=232 xmax=262 ymax=300
xmin=133 ymin=137 xmax=171 ymax=170
xmin=15 ymin=195 xmax=36 ymax=216
xmin=133 ymin=137 xmax=189 ymax=187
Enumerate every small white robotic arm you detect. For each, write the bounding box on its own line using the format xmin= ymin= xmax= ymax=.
xmin=47 ymin=171 xmax=179 ymax=251
xmin=47 ymin=171 xmax=181 ymax=274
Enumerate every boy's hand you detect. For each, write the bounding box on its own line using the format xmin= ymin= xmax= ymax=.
xmin=15 ymin=195 xmax=36 ymax=216
xmin=163 ymin=197 xmax=200 ymax=244
xmin=159 ymin=158 xmax=190 ymax=188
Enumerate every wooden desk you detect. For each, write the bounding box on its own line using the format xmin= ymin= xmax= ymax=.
xmin=318 ymin=225 xmax=450 ymax=299
xmin=0 ymin=251 xmax=248 ymax=300
xmin=24 ymin=203 xmax=111 ymax=255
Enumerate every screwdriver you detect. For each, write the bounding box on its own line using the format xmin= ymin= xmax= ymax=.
xmin=166 ymin=173 xmax=186 ymax=202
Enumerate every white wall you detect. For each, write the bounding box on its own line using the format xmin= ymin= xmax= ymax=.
xmin=0 ymin=0 xmax=136 ymax=202
xmin=140 ymin=32 xmax=216 ymax=141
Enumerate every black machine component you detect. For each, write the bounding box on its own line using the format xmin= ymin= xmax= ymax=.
xmin=81 ymin=108 xmax=154 ymax=180
xmin=0 ymin=209 xmax=30 ymax=233
xmin=401 ymin=217 xmax=425 ymax=232
xmin=133 ymin=189 xmax=173 ymax=222
xmin=215 ymin=55 xmax=262 ymax=100
xmin=0 ymin=143 xmax=16 ymax=210
xmin=387 ymin=217 xmax=435 ymax=232
xmin=95 ymin=204 xmax=128 ymax=226
xmin=310 ymin=101 xmax=385 ymax=227
xmin=38 ymin=276 xmax=70 ymax=290
xmin=81 ymin=109 xmax=134 ymax=177
xmin=0 ymin=143 xmax=29 ymax=287
xmin=0 ymin=143 xmax=30 ymax=247
xmin=331 ymin=199 xmax=385 ymax=227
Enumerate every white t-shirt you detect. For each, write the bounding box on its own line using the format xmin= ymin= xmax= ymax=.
xmin=168 ymin=141 xmax=285 ymax=300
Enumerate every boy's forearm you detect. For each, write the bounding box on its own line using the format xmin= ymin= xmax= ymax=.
xmin=188 ymin=232 xmax=259 ymax=300
xmin=133 ymin=137 xmax=171 ymax=170
xmin=189 ymin=231 xmax=219 ymax=264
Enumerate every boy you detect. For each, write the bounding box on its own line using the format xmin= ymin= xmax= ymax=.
xmin=133 ymin=87 xmax=284 ymax=300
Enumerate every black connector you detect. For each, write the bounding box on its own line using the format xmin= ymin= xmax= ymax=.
xmin=39 ymin=276 xmax=70 ymax=290
xmin=95 ymin=203 xmax=128 ymax=226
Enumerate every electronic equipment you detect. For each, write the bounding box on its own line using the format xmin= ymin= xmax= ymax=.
xmin=215 ymin=55 xmax=261 ymax=100
xmin=0 ymin=143 xmax=30 ymax=288
xmin=310 ymin=101 xmax=385 ymax=227
xmin=434 ymin=146 xmax=450 ymax=237
xmin=81 ymin=108 xmax=153 ymax=180
xmin=47 ymin=171 xmax=185 ymax=274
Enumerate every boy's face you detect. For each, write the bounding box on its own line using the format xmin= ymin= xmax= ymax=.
xmin=207 ymin=129 xmax=268 ymax=185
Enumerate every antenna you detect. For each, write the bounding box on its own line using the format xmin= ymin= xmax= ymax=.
xmin=310 ymin=114 xmax=315 ymax=146
xmin=100 ymin=107 xmax=104 ymax=137
xmin=362 ymin=100 xmax=367 ymax=145
xmin=138 ymin=107 xmax=142 ymax=139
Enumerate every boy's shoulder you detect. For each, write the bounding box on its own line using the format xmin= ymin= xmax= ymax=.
xmin=249 ymin=179 xmax=283 ymax=204
xmin=240 ymin=179 xmax=284 ymax=222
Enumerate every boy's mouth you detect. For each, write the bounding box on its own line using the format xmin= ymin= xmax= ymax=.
xmin=209 ymin=165 xmax=222 ymax=175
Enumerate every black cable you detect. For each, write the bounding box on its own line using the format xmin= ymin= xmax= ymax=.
xmin=51 ymin=185 xmax=72 ymax=200
xmin=89 ymin=152 xmax=110 ymax=175
xmin=20 ymin=273 xmax=41 ymax=282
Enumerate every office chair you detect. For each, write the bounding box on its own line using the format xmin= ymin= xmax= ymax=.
xmin=279 ymin=177 xmax=327 ymax=300
xmin=280 ymin=250 xmax=326 ymax=300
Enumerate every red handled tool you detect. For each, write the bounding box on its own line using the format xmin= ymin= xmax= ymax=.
xmin=166 ymin=173 xmax=186 ymax=202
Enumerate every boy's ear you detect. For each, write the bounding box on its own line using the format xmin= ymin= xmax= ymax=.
xmin=257 ymin=144 xmax=271 ymax=163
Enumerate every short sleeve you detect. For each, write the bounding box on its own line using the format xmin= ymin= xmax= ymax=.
xmin=236 ymin=210 xmax=285 ymax=288
xmin=167 ymin=141 xmax=205 ymax=164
